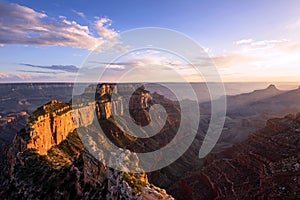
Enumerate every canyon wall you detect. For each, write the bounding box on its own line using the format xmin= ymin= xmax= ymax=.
xmin=173 ymin=113 xmax=300 ymax=199
xmin=21 ymin=100 xmax=95 ymax=155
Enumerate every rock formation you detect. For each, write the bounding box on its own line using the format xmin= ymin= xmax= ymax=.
xmin=0 ymin=83 xmax=174 ymax=200
xmin=14 ymin=100 xmax=95 ymax=155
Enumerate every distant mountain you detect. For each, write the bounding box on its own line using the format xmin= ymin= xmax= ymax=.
xmin=227 ymin=84 xmax=283 ymax=107
xmin=182 ymin=84 xmax=300 ymax=148
xmin=266 ymin=86 xmax=300 ymax=105
xmin=226 ymin=84 xmax=300 ymax=117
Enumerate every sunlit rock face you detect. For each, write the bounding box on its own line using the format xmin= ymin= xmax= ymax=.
xmin=12 ymin=83 xmax=155 ymax=156
xmin=17 ymin=100 xmax=95 ymax=155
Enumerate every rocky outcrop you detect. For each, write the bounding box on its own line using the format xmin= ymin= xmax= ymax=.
xmin=107 ymin=165 xmax=174 ymax=200
xmin=1 ymin=130 xmax=108 ymax=199
xmin=12 ymin=83 xmax=154 ymax=156
xmin=173 ymin=113 xmax=300 ymax=199
xmin=1 ymin=130 xmax=174 ymax=199
xmin=14 ymin=100 xmax=95 ymax=155
xmin=94 ymin=84 xmax=153 ymax=121
xmin=0 ymin=83 xmax=173 ymax=200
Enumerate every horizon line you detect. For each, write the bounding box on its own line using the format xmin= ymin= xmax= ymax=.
xmin=0 ymin=81 xmax=300 ymax=84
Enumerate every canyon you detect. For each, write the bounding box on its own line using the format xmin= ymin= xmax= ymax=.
xmin=172 ymin=113 xmax=300 ymax=199
xmin=0 ymin=83 xmax=300 ymax=199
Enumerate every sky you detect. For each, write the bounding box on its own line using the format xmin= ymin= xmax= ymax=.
xmin=1 ymin=0 xmax=300 ymax=82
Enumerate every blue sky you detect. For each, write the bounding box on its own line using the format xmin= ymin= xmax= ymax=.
xmin=1 ymin=0 xmax=300 ymax=82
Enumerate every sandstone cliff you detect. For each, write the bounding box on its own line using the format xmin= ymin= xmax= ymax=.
xmin=14 ymin=100 xmax=95 ymax=155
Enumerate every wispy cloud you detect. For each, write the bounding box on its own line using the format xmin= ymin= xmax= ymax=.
xmin=0 ymin=73 xmax=32 ymax=82
xmin=235 ymin=39 xmax=289 ymax=50
xmin=0 ymin=2 xmax=118 ymax=50
xmin=72 ymin=9 xmax=85 ymax=18
xmin=89 ymin=55 xmax=187 ymax=71
xmin=19 ymin=63 xmax=79 ymax=73
xmin=17 ymin=70 xmax=64 ymax=74
xmin=235 ymin=39 xmax=253 ymax=45
xmin=0 ymin=72 xmax=76 ymax=82
xmin=105 ymin=64 xmax=126 ymax=70
xmin=234 ymin=38 xmax=300 ymax=54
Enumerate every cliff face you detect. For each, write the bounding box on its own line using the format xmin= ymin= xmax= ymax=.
xmin=173 ymin=113 xmax=300 ymax=199
xmin=11 ymin=83 xmax=155 ymax=158
xmin=94 ymin=84 xmax=152 ymax=121
xmin=16 ymin=100 xmax=95 ymax=155
xmin=20 ymin=84 xmax=154 ymax=156
xmin=0 ymin=84 xmax=173 ymax=200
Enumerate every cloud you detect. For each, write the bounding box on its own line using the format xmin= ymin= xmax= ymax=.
xmin=0 ymin=73 xmax=32 ymax=82
xmin=235 ymin=39 xmax=253 ymax=45
xmin=203 ymin=47 xmax=210 ymax=53
xmin=198 ymin=37 xmax=300 ymax=82
xmin=17 ymin=70 xmax=64 ymax=74
xmin=0 ymin=2 xmax=118 ymax=50
xmin=198 ymin=39 xmax=293 ymax=69
xmin=0 ymin=72 xmax=77 ymax=82
xmin=19 ymin=63 xmax=79 ymax=73
xmin=72 ymin=10 xmax=85 ymax=18
xmin=235 ymin=38 xmax=289 ymax=50
xmin=0 ymin=73 xmax=9 ymax=79
xmin=95 ymin=17 xmax=118 ymax=39
xmin=105 ymin=64 xmax=126 ymax=70
xmin=90 ymin=54 xmax=187 ymax=71
xmin=236 ymin=38 xmax=300 ymax=54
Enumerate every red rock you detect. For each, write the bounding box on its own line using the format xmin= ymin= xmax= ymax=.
xmin=173 ymin=113 xmax=300 ymax=199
